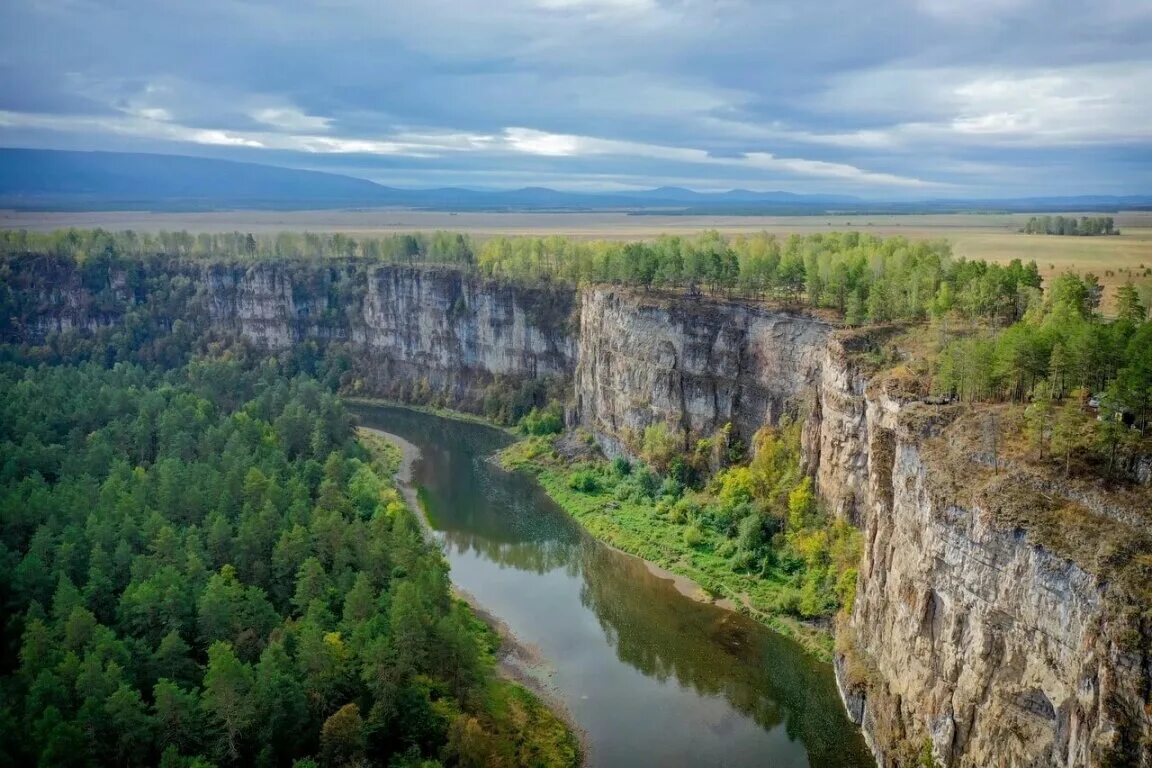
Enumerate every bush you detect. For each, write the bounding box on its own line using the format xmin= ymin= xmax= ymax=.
xmin=641 ymin=422 xmax=680 ymax=472
xmin=682 ymin=524 xmax=705 ymax=548
xmin=658 ymin=476 xmax=683 ymax=499
xmin=634 ymin=467 xmax=660 ymax=499
xmin=611 ymin=456 xmax=632 ymax=476
xmin=568 ymin=470 xmax=600 ymax=493
xmin=520 ymin=404 xmax=564 ymax=436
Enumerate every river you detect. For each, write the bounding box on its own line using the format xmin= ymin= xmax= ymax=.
xmin=352 ymin=404 xmax=873 ymax=768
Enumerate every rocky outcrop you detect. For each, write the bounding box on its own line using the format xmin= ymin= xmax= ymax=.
xmin=3 ymin=256 xmax=577 ymax=411
xmin=829 ymin=385 xmax=1152 ymax=768
xmin=571 ymin=289 xmax=1151 ymax=767
xmin=574 ymin=287 xmax=831 ymax=454
xmin=201 ymin=262 xmax=576 ymax=408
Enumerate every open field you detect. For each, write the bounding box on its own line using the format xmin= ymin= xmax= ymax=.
xmin=4 ymin=208 xmax=1150 ymax=306
xmin=5 ymin=208 xmax=1152 ymax=238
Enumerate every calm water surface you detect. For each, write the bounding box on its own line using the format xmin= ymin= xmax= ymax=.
xmin=353 ymin=405 xmax=872 ymax=768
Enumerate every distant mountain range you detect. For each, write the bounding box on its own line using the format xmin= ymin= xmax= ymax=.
xmin=1 ymin=147 xmax=1149 ymax=214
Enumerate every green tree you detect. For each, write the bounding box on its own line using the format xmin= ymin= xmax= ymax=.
xmin=104 ymin=683 xmax=156 ymax=766
xmin=1024 ymin=380 xmax=1055 ymax=457
xmin=1115 ymin=282 xmax=1146 ymax=324
xmin=1051 ymin=395 xmax=1092 ymax=476
xmin=319 ymin=703 xmax=366 ymax=767
xmin=201 ymin=641 xmax=255 ymax=762
xmin=153 ymin=679 xmax=202 ymax=757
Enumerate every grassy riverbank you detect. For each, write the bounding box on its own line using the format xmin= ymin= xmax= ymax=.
xmin=500 ymin=430 xmax=861 ymax=661
xmin=351 ymin=400 xmax=858 ymax=661
xmin=358 ymin=429 xmax=581 ymax=767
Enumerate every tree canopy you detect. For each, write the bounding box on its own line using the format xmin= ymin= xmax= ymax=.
xmin=0 ymin=360 xmax=577 ymax=767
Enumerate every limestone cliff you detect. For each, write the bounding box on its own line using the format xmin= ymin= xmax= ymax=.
xmin=3 ymin=256 xmax=576 ymax=411
xmin=571 ymin=289 xmax=1151 ymax=767
xmin=574 ymin=287 xmax=831 ymax=455
xmin=826 ymin=371 xmax=1152 ymax=768
xmin=201 ymin=262 xmax=576 ymax=408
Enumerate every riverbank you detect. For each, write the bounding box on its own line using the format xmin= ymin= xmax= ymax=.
xmin=357 ymin=426 xmax=585 ymax=767
xmin=348 ymin=396 xmax=515 ymax=432
xmin=499 ymin=435 xmax=844 ymax=660
xmin=355 ymin=405 xmax=841 ymax=660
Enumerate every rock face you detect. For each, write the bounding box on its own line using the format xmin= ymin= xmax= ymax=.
xmin=4 ymin=257 xmax=577 ymax=411
xmin=4 ymin=255 xmax=1149 ymax=767
xmin=200 ymin=262 xmax=577 ymax=408
xmin=574 ymin=287 xmax=832 ymax=454
xmin=827 ymin=381 xmax=1151 ymax=767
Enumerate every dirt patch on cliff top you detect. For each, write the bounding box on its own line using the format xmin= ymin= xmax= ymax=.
xmin=919 ymin=407 xmax=1152 ymax=610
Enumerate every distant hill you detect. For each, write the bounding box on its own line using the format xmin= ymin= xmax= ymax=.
xmin=1 ymin=147 xmax=1149 ymax=213
xmin=0 ymin=148 xmax=402 ymax=210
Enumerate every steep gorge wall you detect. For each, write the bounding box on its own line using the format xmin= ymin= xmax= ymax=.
xmin=574 ymin=287 xmax=832 ymax=455
xmin=200 ymin=262 xmax=577 ymax=407
xmin=575 ymin=289 xmax=1151 ymax=766
xmin=824 ymin=359 xmax=1152 ymax=767
xmin=3 ymin=256 xmax=577 ymax=411
xmin=5 ymin=256 xmax=1149 ymax=766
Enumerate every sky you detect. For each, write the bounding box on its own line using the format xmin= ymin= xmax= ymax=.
xmin=1 ymin=0 xmax=1150 ymax=198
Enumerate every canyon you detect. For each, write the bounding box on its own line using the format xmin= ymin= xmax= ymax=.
xmin=4 ymin=256 xmax=1150 ymax=767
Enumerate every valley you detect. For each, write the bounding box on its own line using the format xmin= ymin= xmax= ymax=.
xmin=2 ymin=235 xmax=1149 ymax=766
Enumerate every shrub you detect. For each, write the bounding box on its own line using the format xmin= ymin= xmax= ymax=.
xmin=641 ymin=422 xmax=680 ymax=472
xmin=520 ymin=404 xmax=564 ymax=435
xmin=568 ymin=470 xmax=600 ymax=493
xmin=682 ymin=524 xmax=705 ymax=548
xmin=634 ymin=467 xmax=660 ymax=498
xmin=611 ymin=455 xmax=632 ymax=476
xmin=658 ymin=476 xmax=683 ymax=499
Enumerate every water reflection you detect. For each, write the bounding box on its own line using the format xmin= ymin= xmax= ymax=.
xmin=352 ymin=404 xmax=870 ymax=768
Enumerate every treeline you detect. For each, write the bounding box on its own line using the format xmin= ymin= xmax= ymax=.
xmin=934 ymin=276 xmax=1151 ymax=477
xmin=1021 ymin=215 xmax=1117 ymax=236
xmin=474 ymin=232 xmax=1050 ymax=326
xmin=0 ymin=361 xmax=576 ymax=767
xmin=4 ymin=228 xmax=1046 ymax=327
xmin=0 ymin=228 xmax=475 ymax=266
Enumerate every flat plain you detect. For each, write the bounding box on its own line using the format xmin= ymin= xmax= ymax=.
xmin=4 ymin=208 xmax=1150 ymax=303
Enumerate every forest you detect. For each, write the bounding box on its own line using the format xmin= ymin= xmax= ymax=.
xmin=3 ymin=227 xmax=1149 ymax=469
xmin=0 ymin=359 xmax=577 ymax=767
xmin=931 ymin=274 xmax=1151 ymax=478
xmin=0 ymin=226 xmax=1074 ymax=325
xmin=1021 ymin=215 xmax=1117 ymax=236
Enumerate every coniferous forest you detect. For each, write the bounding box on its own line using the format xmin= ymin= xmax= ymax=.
xmin=0 ymin=356 xmax=577 ymax=767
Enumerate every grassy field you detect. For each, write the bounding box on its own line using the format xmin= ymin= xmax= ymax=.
xmin=4 ymin=208 xmax=1149 ymax=308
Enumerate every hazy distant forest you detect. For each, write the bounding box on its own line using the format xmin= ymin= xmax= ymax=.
xmin=1021 ymin=215 xmax=1117 ymax=236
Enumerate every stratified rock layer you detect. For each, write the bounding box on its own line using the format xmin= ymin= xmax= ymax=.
xmin=573 ymin=288 xmax=831 ymax=454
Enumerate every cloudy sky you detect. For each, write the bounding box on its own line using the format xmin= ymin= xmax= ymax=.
xmin=1 ymin=0 xmax=1149 ymax=197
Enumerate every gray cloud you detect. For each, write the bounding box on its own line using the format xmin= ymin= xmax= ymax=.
xmin=0 ymin=0 xmax=1149 ymax=195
